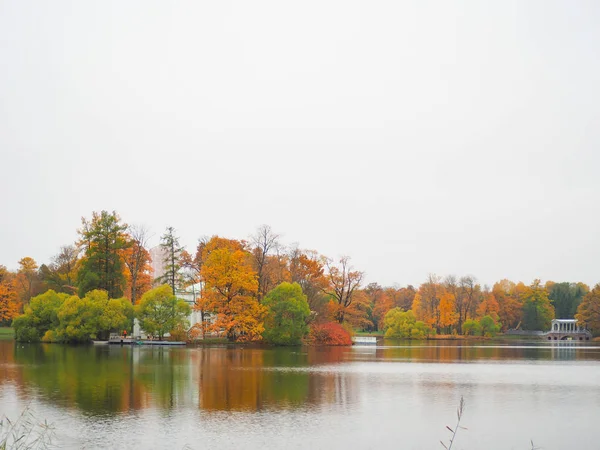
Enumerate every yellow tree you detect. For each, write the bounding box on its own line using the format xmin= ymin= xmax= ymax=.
xmin=439 ymin=291 xmax=458 ymax=333
xmin=200 ymin=237 xmax=265 ymax=341
xmin=16 ymin=257 xmax=40 ymax=305
xmin=0 ymin=267 xmax=20 ymax=323
xmin=575 ymin=284 xmax=600 ymax=335
xmin=412 ymin=274 xmax=443 ymax=332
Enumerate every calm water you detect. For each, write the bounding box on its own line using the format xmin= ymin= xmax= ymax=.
xmin=1 ymin=340 xmax=599 ymax=449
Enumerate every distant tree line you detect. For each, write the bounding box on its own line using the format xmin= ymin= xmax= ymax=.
xmin=2 ymin=210 xmax=600 ymax=343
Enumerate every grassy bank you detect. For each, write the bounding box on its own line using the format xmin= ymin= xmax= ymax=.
xmin=0 ymin=327 xmax=14 ymax=340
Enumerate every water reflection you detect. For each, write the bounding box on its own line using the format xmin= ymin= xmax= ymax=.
xmin=1 ymin=340 xmax=600 ymax=418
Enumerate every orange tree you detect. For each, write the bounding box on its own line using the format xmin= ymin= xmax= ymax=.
xmin=200 ymin=237 xmax=265 ymax=341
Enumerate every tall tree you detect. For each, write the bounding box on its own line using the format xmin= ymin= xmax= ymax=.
xmin=575 ymin=284 xmax=600 ymax=336
xmin=548 ymin=282 xmax=589 ymax=319
xmin=323 ymin=256 xmax=364 ymax=324
xmin=77 ymin=211 xmax=129 ymax=298
xmin=0 ymin=266 xmax=19 ymax=325
xmin=288 ymin=247 xmax=329 ymax=315
xmin=250 ymin=225 xmax=280 ymax=301
xmin=156 ymin=226 xmax=184 ymax=295
xmin=413 ymin=274 xmax=444 ymax=332
xmin=40 ymin=245 xmax=80 ymax=294
xmin=122 ymin=225 xmax=153 ymax=305
xmin=16 ymin=257 xmax=41 ymax=304
xmin=200 ymin=237 xmax=265 ymax=341
xmin=521 ymin=280 xmax=555 ymax=331
xmin=262 ymin=282 xmax=310 ymax=345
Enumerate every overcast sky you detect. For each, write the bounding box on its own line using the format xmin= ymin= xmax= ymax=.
xmin=1 ymin=1 xmax=599 ymax=288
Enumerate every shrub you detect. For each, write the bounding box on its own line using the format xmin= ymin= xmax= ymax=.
xmin=462 ymin=319 xmax=481 ymax=336
xmin=306 ymin=322 xmax=352 ymax=346
xmin=383 ymin=308 xmax=434 ymax=340
xmin=41 ymin=330 xmax=57 ymax=343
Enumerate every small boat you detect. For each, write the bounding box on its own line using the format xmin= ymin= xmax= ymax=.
xmin=92 ymin=340 xmax=109 ymax=345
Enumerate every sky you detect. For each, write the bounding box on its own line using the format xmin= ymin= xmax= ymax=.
xmin=1 ymin=1 xmax=599 ymax=288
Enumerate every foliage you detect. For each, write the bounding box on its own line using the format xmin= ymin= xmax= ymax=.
xmin=13 ymin=289 xmax=132 ymax=343
xmin=201 ymin=237 xmax=265 ymax=341
xmin=0 ymin=406 xmax=54 ymax=450
xmin=55 ymin=290 xmax=133 ymax=342
xmin=461 ymin=319 xmax=481 ymax=336
xmin=383 ymin=308 xmax=434 ymax=339
xmin=521 ymin=281 xmax=555 ymax=331
xmin=479 ymin=315 xmax=501 ymax=337
xmin=122 ymin=226 xmax=153 ymax=305
xmin=13 ymin=290 xmax=68 ymax=342
xmin=323 ymin=256 xmax=364 ymax=324
xmin=39 ymin=245 xmax=79 ymax=294
xmin=306 ymin=322 xmax=352 ymax=346
xmin=156 ymin=226 xmax=184 ymax=295
xmin=0 ymin=277 xmax=19 ymax=325
xmin=135 ymin=285 xmax=191 ymax=340
xmin=262 ymin=282 xmax=310 ymax=345
xmin=548 ymin=282 xmax=588 ymax=319
xmin=77 ymin=210 xmax=128 ymax=298
xmin=575 ymin=284 xmax=600 ymax=336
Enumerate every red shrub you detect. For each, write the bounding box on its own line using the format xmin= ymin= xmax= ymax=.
xmin=307 ymin=322 xmax=352 ymax=346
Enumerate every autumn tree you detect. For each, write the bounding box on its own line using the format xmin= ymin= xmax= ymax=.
xmin=40 ymin=245 xmax=80 ymax=294
xmin=77 ymin=210 xmax=129 ymax=298
xmin=156 ymin=226 xmax=184 ymax=295
xmin=575 ymin=284 xmax=600 ymax=336
xmin=493 ymin=279 xmax=523 ymax=330
xmin=122 ymin=225 xmax=153 ymax=305
xmin=387 ymin=285 xmax=416 ymax=311
xmin=200 ymin=237 xmax=265 ymax=341
xmin=383 ymin=308 xmax=433 ymax=339
xmin=250 ymin=225 xmax=280 ymax=301
xmin=262 ymin=282 xmax=310 ymax=345
xmin=288 ymin=247 xmax=329 ymax=316
xmin=16 ymin=257 xmax=41 ymax=304
xmin=323 ymin=256 xmax=364 ymax=324
xmin=412 ymin=274 xmax=444 ymax=332
xmin=366 ymin=283 xmax=393 ymax=331
xmin=445 ymin=275 xmax=481 ymax=332
xmin=521 ymin=280 xmax=555 ymax=331
xmin=439 ymin=291 xmax=458 ymax=333
xmin=0 ymin=266 xmax=19 ymax=325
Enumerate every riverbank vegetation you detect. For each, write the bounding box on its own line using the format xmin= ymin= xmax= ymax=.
xmin=2 ymin=210 xmax=600 ymax=343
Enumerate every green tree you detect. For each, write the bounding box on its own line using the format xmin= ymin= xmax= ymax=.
xmin=13 ymin=290 xmax=68 ymax=342
xmin=479 ymin=315 xmax=501 ymax=337
xmin=77 ymin=211 xmax=129 ymax=298
xmin=262 ymin=282 xmax=310 ymax=345
xmin=156 ymin=227 xmax=184 ymax=295
xmin=575 ymin=284 xmax=600 ymax=336
xmin=135 ymin=285 xmax=191 ymax=340
xmin=383 ymin=308 xmax=433 ymax=339
xmin=548 ymin=282 xmax=588 ymax=319
xmin=54 ymin=290 xmax=133 ymax=342
xmin=521 ymin=280 xmax=555 ymax=331
xmin=462 ymin=319 xmax=481 ymax=336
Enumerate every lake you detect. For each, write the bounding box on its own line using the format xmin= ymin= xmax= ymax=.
xmin=1 ymin=340 xmax=599 ymax=449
